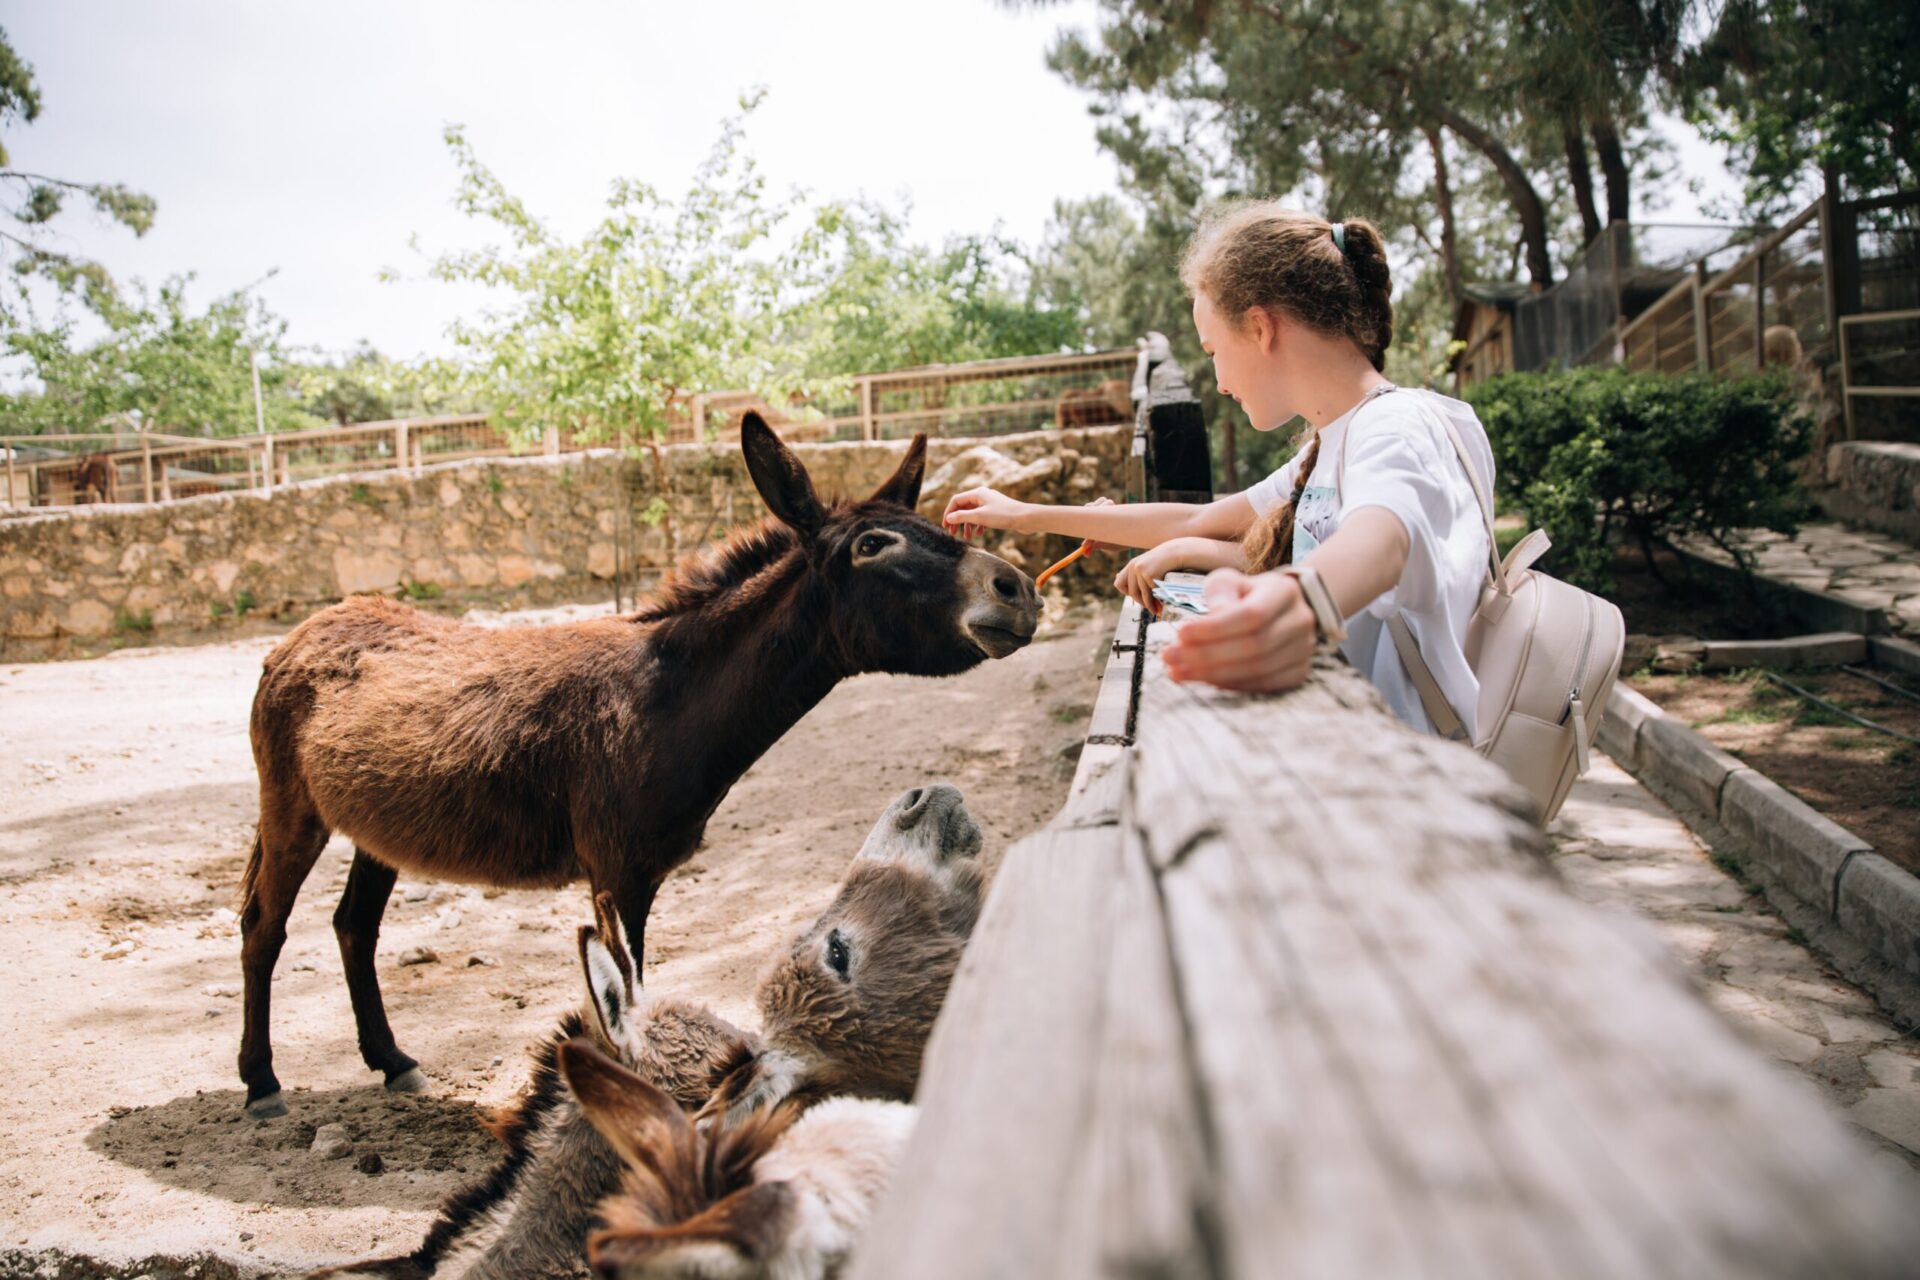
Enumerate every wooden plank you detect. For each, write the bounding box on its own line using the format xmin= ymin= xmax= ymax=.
xmin=849 ymin=822 xmax=1126 ymax=1280
xmin=1124 ymin=647 xmax=1919 ymax=1277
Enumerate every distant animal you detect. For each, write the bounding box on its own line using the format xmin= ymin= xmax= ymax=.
xmin=73 ymin=453 xmax=119 ymax=503
xmin=236 ymin=415 xmax=1038 ymax=1119
xmin=1054 ymin=379 xmax=1132 ymax=430
xmin=312 ymin=783 xmax=986 ymax=1280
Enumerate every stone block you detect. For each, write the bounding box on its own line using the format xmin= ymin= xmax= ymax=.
xmin=1836 ymin=854 xmax=1920 ymax=983
xmin=1702 ymin=632 xmax=1868 ymax=670
xmin=333 ymin=547 xmax=403 ymax=595
xmin=1639 ymin=715 xmax=1746 ymax=817
xmin=1719 ymin=770 xmax=1870 ymax=917
xmin=60 ymin=599 xmax=114 ymax=637
xmin=1600 ymin=683 xmax=1666 ymax=771
xmin=1870 ymin=635 xmax=1920 ymax=678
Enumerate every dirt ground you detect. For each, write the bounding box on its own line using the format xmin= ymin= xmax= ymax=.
xmin=0 ymin=594 xmax=1117 ymax=1279
xmin=1629 ymin=665 xmax=1920 ymax=876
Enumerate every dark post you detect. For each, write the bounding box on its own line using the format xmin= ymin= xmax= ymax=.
xmin=1129 ymin=331 xmax=1212 ymax=505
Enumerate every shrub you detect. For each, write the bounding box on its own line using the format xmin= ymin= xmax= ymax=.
xmin=1468 ymin=366 xmax=1810 ymax=593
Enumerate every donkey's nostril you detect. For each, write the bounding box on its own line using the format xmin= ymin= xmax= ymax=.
xmin=991 ymin=572 xmax=1021 ymax=602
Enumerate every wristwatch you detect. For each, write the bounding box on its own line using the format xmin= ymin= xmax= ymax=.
xmin=1279 ymin=564 xmax=1347 ymax=644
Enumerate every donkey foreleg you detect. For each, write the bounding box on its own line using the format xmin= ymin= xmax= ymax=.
xmin=335 ymin=847 xmax=427 ymax=1093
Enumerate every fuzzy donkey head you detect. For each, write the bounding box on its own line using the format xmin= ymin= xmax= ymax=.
xmin=705 ymin=782 xmax=986 ymax=1127
xmin=580 ymin=891 xmax=761 ymax=1109
xmin=561 ymin=1038 xmax=913 ymax=1280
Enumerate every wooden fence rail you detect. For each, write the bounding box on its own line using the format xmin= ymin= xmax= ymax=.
xmin=851 ymin=601 xmax=1920 ymax=1279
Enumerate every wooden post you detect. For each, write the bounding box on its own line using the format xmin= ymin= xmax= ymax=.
xmin=140 ymin=434 xmax=154 ymax=504
xmin=543 ymin=425 xmax=560 ymax=456
xmin=1692 ymin=262 xmax=1712 ymax=373
xmin=858 ymin=377 xmax=875 ymax=442
xmin=158 ymin=456 xmax=172 ymax=502
xmin=1818 ymin=184 xmax=1842 ymax=351
xmin=259 ymin=436 xmax=272 ymax=494
xmin=395 ymin=420 xmax=410 ymax=476
xmin=852 ymin=602 xmax=1920 ymax=1280
xmin=1754 ymin=251 xmax=1767 ymax=368
xmin=690 ymin=394 xmax=707 ymax=443
xmin=4 ymin=444 xmax=15 ymax=509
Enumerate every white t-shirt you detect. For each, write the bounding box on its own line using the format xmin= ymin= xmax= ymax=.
xmin=1244 ymin=387 xmax=1495 ymax=738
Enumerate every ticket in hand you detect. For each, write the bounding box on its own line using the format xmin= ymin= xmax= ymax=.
xmin=1150 ymin=577 xmax=1210 ymax=617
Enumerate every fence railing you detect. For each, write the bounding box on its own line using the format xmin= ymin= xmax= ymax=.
xmin=2 ymin=349 xmax=1139 ymax=511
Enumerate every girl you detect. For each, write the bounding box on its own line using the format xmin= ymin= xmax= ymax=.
xmin=942 ymin=203 xmax=1497 ymax=738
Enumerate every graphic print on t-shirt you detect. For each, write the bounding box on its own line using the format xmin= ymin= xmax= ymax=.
xmin=1292 ymin=484 xmax=1339 ymax=559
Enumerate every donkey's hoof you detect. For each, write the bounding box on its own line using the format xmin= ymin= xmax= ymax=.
xmin=245 ymin=1091 xmax=288 ymax=1120
xmin=385 ymin=1066 xmax=429 ymax=1094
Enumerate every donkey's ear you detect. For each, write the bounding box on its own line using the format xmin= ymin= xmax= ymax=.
xmin=558 ymin=1038 xmax=692 ymax=1174
xmin=741 ymin=412 xmax=825 ymax=537
xmin=578 ymin=897 xmax=638 ymax=1050
xmin=868 ymin=433 xmax=928 ymax=510
xmin=589 ymin=1182 xmax=794 ymax=1277
xmin=703 ymin=1046 xmax=807 ymax=1130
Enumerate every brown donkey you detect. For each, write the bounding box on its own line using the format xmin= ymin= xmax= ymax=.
xmin=313 ymin=782 xmax=985 ymax=1280
xmin=238 ymin=416 xmax=1037 ymax=1117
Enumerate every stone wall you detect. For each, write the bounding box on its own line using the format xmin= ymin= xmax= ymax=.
xmin=0 ymin=426 xmax=1129 ymax=657
xmin=1821 ymin=441 xmax=1920 ymax=545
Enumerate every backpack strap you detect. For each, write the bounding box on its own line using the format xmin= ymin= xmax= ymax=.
xmin=1385 ymin=614 xmax=1468 ymax=742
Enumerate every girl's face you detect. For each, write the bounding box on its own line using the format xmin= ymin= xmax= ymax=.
xmin=1192 ymin=291 xmax=1292 ymax=432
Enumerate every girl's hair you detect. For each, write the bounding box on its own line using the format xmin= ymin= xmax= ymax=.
xmin=1241 ymin=430 xmax=1319 ymax=573
xmin=1180 ymin=203 xmax=1394 ymax=569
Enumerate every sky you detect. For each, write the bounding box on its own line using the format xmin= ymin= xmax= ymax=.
xmin=3 ymin=1 xmax=1745 ymax=365
xmin=1 ymin=0 xmax=1125 ymax=361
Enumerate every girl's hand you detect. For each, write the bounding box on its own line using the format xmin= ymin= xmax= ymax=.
xmin=943 ymin=487 xmax=1028 ymax=541
xmin=1113 ymin=541 xmax=1186 ymax=615
xmin=1160 ymin=569 xmax=1316 ymax=693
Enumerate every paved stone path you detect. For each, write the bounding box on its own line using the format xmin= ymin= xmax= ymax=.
xmin=1689 ymin=520 xmax=1920 ymax=635
xmin=1554 ymin=753 xmax=1920 ymax=1177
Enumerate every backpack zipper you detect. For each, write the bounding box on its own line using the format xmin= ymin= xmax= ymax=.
xmin=1560 ymin=595 xmax=1597 ymax=774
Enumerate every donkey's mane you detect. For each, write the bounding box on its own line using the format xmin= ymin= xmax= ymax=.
xmin=628 ymin=513 xmax=815 ymax=625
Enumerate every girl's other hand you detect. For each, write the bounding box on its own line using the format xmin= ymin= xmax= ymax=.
xmin=1160 ymin=569 xmax=1315 ymax=693
xmin=1113 ymin=541 xmax=1183 ymax=615
xmin=942 ymin=487 xmax=1027 ymax=541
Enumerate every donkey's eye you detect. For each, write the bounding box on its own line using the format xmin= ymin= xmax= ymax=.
xmin=855 ymin=532 xmax=891 ymax=558
xmin=824 ymin=929 xmax=851 ymax=980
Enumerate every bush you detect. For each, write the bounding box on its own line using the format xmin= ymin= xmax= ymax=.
xmin=1467 ymin=366 xmax=1811 ymax=593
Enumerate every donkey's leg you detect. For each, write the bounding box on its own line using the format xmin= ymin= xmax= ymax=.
xmin=608 ymin=871 xmax=661 ymax=977
xmin=238 ymin=802 xmax=330 ymax=1118
xmin=334 ymin=847 xmax=427 ymax=1093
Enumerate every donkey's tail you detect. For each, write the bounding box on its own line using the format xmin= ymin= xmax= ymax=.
xmin=235 ymin=827 xmax=264 ymax=918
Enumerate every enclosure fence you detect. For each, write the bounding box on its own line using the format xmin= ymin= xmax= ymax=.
xmin=1463 ymin=188 xmax=1919 ymax=443
xmin=1 ymin=348 xmax=1136 ymax=511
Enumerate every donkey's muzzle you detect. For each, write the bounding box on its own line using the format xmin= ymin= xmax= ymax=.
xmin=959 ymin=549 xmax=1039 ymax=658
xmin=861 ymin=782 xmax=982 ymax=867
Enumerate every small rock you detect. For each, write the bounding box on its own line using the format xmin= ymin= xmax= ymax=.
xmin=102 ymin=941 xmax=135 ymax=961
xmin=466 ymin=953 xmax=498 ymax=968
xmin=490 ymin=1056 xmax=504 ymax=1068
xmin=357 ymin=1150 xmax=385 ymax=1176
xmin=239 ymin=1232 xmax=254 ymax=1242
xmin=398 ymin=947 xmax=439 ymax=967
xmin=202 ymin=983 xmax=241 ymax=998
xmin=403 ymin=885 xmax=432 ymax=903
xmin=311 ymin=1122 xmax=352 ymax=1160
xmin=290 ymin=959 xmax=318 ymax=973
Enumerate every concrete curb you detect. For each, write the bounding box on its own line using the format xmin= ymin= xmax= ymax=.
xmin=1871 ymin=635 xmax=1920 ymax=678
xmin=1604 ymin=683 xmax=1920 ymax=991
xmin=1674 ymin=546 xmax=1892 ymax=636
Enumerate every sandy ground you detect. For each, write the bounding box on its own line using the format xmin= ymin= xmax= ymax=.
xmin=0 ymin=595 xmax=1117 ymax=1278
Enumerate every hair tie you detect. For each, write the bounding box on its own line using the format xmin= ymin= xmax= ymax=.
xmin=1331 ymin=221 xmax=1346 ymax=253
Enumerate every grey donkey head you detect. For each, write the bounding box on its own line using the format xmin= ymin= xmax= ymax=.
xmin=704 ymin=783 xmax=985 ymax=1126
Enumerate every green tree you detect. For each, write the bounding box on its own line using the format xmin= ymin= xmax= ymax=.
xmin=1678 ymin=0 xmax=1920 ymax=212
xmin=412 ymin=93 xmax=836 ymax=444
xmin=0 ymin=26 xmax=156 ymax=320
xmin=0 ymin=276 xmax=311 ymax=436
xmin=285 ymin=343 xmax=484 ymax=425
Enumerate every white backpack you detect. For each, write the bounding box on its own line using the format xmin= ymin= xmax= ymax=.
xmin=1339 ymin=388 xmax=1625 ymax=824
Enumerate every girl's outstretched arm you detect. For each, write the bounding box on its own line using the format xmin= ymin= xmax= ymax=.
xmin=943 ymin=487 xmax=1257 ymax=550
xmin=1113 ymin=537 xmax=1246 ymax=613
